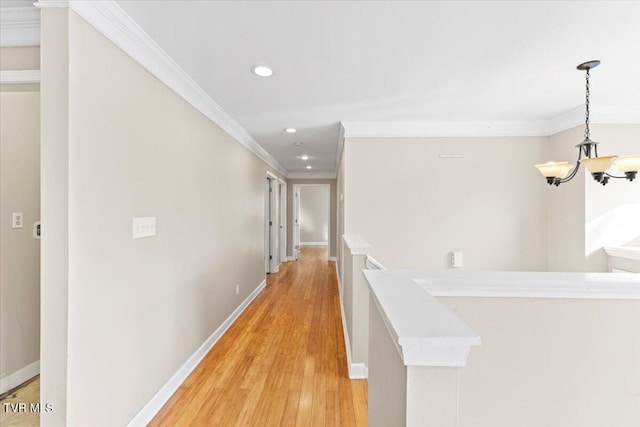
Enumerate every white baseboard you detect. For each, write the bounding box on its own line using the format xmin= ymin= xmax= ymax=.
xmin=300 ymin=242 xmax=328 ymax=246
xmin=0 ymin=360 xmax=39 ymax=394
xmin=349 ymin=363 xmax=368 ymax=379
xmin=329 ymin=256 xmax=337 ymax=262
xmin=127 ymin=279 xmax=267 ymax=427
xmin=286 ymin=256 xmax=296 ymax=262
xmin=334 ymin=262 xmax=368 ymax=380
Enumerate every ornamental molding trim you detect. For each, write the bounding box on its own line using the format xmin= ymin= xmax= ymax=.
xmin=341 ymin=105 xmax=640 ymax=139
xmin=0 ymin=69 xmax=40 ymax=84
xmin=35 ymin=0 xmax=288 ymax=176
xmin=0 ymin=4 xmax=41 ymax=46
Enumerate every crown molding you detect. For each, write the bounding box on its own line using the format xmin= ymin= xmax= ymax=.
xmin=0 ymin=5 xmax=40 ymax=46
xmin=546 ymin=105 xmax=640 ymax=135
xmin=334 ymin=123 xmax=346 ymax=177
xmin=341 ymin=120 xmax=549 ymax=138
xmin=341 ymin=106 xmax=640 ymax=140
xmin=287 ymin=172 xmax=336 ymax=180
xmin=0 ymin=69 xmax=40 ymax=83
xmin=35 ymin=0 xmax=288 ymax=176
xmin=34 ymin=1 xmax=68 ymax=7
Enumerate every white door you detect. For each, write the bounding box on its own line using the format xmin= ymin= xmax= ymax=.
xmin=293 ymin=186 xmax=301 ymax=260
xmin=266 ymin=175 xmax=279 ymax=273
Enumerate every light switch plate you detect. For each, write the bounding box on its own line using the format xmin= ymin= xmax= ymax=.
xmin=12 ymin=212 xmax=24 ymax=229
xmin=133 ymin=217 xmax=156 ymax=239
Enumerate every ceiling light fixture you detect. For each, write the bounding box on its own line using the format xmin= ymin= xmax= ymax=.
xmin=306 ymin=165 xmax=312 ymax=169
xmin=301 ymin=155 xmax=309 ymax=161
xmin=284 ymin=128 xmax=297 ymax=133
xmin=251 ymin=65 xmax=273 ymax=77
xmin=535 ymin=60 xmax=639 ymax=186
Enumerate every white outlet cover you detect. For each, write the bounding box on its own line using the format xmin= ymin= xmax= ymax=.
xmin=12 ymin=212 xmax=24 ymax=229
xmin=451 ymin=251 xmax=463 ymax=268
xmin=133 ymin=217 xmax=156 ymax=239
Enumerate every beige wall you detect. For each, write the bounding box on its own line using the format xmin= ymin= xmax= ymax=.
xmin=368 ymin=296 xmax=407 ymax=427
xmin=546 ymin=126 xmax=587 ymax=271
xmin=0 ymin=91 xmax=40 ymax=386
xmin=299 ymin=185 xmax=330 ymax=243
xmin=0 ymin=47 xmax=40 ymax=92
xmin=342 ymin=136 xmax=549 ymax=270
xmin=41 ymin=9 xmax=284 ymax=426
xmin=438 ymin=296 xmax=640 ymax=426
xmin=0 ymin=46 xmax=40 ymax=70
xmin=287 ymin=179 xmax=337 ymax=258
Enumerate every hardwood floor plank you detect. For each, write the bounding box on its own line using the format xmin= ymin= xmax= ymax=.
xmin=149 ymin=247 xmax=367 ymax=426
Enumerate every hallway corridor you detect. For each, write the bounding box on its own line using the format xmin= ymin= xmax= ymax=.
xmin=149 ymin=247 xmax=368 ymax=426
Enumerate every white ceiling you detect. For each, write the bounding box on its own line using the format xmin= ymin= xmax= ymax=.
xmin=4 ymin=1 xmax=640 ymax=176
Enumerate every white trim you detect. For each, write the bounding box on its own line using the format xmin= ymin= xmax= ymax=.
xmin=300 ymin=241 xmax=328 ymax=246
xmin=287 ymin=172 xmax=336 ymax=179
xmin=604 ymin=246 xmax=640 ymax=261
xmin=407 ymin=271 xmax=640 ymax=300
xmin=349 ymin=363 xmax=368 ymax=379
xmin=34 ymin=1 xmax=69 ymax=7
xmin=341 ymin=105 xmax=640 ymax=140
xmin=0 ymin=70 xmax=40 ymax=84
xmin=334 ymin=261 xmax=367 ymax=379
xmin=341 ymin=120 xmax=548 ymax=138
xmin=45 ymin=0 xmax=287 ymax=176
xmin=365 ymin=270 xmax=481 ymax=368
xmin=285 ymin=256 xmax=296 ymax=262
xmin=545 ymin=105 xmax=586 ymax=135
xmin=0 ymin=5 xmax=40 ymax=47
xmin=365 ymin=255 xmax=386 ymax=271
xmin=0 ymin=360 xmax=39 ymax=394
xmin=342 ymin=234 xmax=372 ymax=255
xmin=334 ymin=123 xmax=345 ymax=179
xmin=126 ymin=279 xmax=266 ymax=427
xmin=329 ymin=256 xmax=337 ymax=262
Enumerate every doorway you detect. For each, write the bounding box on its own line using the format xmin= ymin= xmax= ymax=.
xmin=265 ymin=172 xmax=280 ymax=274
xmin=292 ymin=184 xmax=331 ymax=260
xmin=279 ymin=179 xmax=287 ymax=264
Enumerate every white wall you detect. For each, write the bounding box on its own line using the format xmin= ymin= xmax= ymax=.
xmin=299 ymin=185 xmax=330 ymax=244
xmin=548 ymin=124 xmax=640 ymax=272
xmin=343 ymin=136 xmax=549 ymax=271
xmin=41 ymin=9 xmax=285 ymax=426
xmin=0 ymin=88 xmax=40 ymax=391
xmin=584 ymin=124 xmax=640 ymax=270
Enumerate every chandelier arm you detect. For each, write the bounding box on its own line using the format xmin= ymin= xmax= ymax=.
xmin=558 ymin=162 xmax=581 ymax=183
xmin=604 ymin=173 xmax=628 ymax=179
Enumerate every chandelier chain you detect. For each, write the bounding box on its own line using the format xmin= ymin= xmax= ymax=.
xmin=584 ymin=69 xmax=590 ymax=139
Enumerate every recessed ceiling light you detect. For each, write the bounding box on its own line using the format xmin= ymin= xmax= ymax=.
xmin=293 ymin=142 xmax=304 ymax=146
xmin=285 ymin=128 xmax=297 ymax=133
xmin=306 ymin=165 xmax=312 ymax=169
xmin=251 ymin=65 xmax=273 ymax=77
xmin=301 ymin=155 xmax=309 ymax=161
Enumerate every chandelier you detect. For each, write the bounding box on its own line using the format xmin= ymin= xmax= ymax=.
xmin=535 ymin=60 xmax=640 ymax=186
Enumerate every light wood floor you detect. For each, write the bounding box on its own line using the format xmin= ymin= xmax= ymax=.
xmin=0 ymin=376 xmax=40 ymax=427
xmin=150 ymin=247 xmax=367 ymax=426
